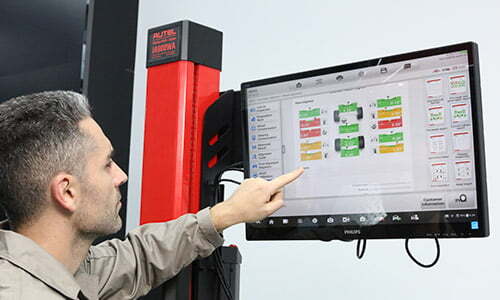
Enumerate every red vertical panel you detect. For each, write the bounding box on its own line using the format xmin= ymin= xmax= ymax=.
xmin=141 ymin=61 xmax=195 ymax=224
xmin=141 ymin=61 xmax=220 ymax=225
xmin=189 ymin=65 xmax=221 ymax=213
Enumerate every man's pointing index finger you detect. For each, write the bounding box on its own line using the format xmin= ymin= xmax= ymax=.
xmin=268 ymin=167 xmax=304 ymax=192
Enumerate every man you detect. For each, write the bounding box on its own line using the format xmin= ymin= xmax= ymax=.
xmin=0 ymin=91 xmax=303 ymax=299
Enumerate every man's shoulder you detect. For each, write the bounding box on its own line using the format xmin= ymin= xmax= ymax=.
xmin=0 ymin=256 xmax=23 ymax=275
xmin=0 ymin=258 xmax=67 ymax=299
xmin=0 ymin=258 xmax=23 ymax=297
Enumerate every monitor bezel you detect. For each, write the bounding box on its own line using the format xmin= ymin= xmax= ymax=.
xmin=241 ymin=42 xmax=488 ymax=240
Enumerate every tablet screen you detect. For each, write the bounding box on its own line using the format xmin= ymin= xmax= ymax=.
xmin=242 ymin=42 xmax=488 ymax=240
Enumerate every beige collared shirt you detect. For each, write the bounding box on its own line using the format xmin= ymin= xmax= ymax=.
xmin=0 ymin=208 xmax=223 ymax=300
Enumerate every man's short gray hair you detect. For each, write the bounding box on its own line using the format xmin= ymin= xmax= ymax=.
xmin=0 ymin=91 xmax=92 ymax=228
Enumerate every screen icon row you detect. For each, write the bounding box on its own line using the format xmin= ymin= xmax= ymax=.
xmin=253 ymin=210 xmax=477 ymax=227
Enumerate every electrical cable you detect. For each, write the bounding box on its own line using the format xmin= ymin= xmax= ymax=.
xmin=405 ymin=237 xmax=440 ymax=268
xmin=212 ymin=184 xmax=234 ymax=300
xmin=214 ymin=247 xmax=234 ymax=300
xmin=226 ymin=161 xmax=244 ymax=168
xmin=210 ymin=162 xmax=244 ymax=300
xmin=356 ymin=239 xmax=366 ymax=259
xmin=218 ymin=179 xmax=242 ymax=185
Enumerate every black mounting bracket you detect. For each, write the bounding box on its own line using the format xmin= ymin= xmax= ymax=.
xmin=192 ymin=90 xmax=244 ymax=300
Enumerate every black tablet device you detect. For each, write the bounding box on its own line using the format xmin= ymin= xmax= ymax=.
xmin=242 ymin=42 xmax=488 ymax=240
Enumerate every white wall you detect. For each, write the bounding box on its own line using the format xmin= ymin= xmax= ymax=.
xmin=128 ymin=1 xmax=500 ymax=299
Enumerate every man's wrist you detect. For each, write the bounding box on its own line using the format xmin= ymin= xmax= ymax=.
xmin=209 ymin=202 xmax=240 ymax=232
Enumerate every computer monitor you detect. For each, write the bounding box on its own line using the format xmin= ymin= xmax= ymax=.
xmin=242 ymin=42 xmax=488 ymax=240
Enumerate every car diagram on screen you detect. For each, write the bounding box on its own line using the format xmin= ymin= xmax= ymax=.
xmin=285 ymin=82 xmax=414 ymax=199
xmin=333 ymin=101 xmax=365 ymax=158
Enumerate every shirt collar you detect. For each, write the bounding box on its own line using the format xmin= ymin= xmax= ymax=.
xmin=0 ymin=220 xmax=86 ymax=299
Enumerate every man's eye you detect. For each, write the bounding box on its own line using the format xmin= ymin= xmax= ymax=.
xmin=106 ymin=160 xmax=113 ymax=168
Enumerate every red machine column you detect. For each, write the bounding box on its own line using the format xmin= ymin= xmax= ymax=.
xmin=141 ymin=21 xmax=222 ymax=224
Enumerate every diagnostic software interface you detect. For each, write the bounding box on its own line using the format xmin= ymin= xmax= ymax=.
xmin=245 ymin=49 xmax=480 ymax=228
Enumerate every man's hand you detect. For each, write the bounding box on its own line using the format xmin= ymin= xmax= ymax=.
xmin=209 ymin=168 xmax=304 ymax=232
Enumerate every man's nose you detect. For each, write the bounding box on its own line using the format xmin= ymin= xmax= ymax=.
xmin=115 ymin=163 xmax=128 ymax=186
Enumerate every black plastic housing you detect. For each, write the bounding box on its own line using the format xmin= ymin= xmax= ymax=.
xmin=146 ymin=20 xmax=223 ymax=70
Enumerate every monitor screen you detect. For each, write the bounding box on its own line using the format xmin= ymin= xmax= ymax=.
xmin=242 ymin=42 xmax=488 ymax=240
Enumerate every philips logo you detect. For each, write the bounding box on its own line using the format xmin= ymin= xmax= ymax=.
xmin=344 ymin=229 xmax=361 ymax=235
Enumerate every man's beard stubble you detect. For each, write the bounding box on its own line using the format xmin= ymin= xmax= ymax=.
xmin=76 ymin=184 xmax=122 ymax=240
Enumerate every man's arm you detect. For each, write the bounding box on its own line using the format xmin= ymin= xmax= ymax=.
xmin=77 ymin=208 xmax=221 ymax=299
xmin=210 ymin=168 xmax=305 ymax=231
xmin=76 ymin=168 xmax=303 ymax=299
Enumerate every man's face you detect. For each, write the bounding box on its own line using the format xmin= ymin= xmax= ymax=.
xmin=74 ymin=118 xmax=128 ymax=237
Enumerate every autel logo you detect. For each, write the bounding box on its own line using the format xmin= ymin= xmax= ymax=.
xmin=153 ymin=29 xmax=176 ymax=40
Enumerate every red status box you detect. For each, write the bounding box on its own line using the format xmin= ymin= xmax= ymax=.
xmin=300 ymin=128 xmax=321 ymax=138
xmin=300 ymin=117 xmax=321 ymax=128
xmin=378 ymin=117 xmax=403 ymax=129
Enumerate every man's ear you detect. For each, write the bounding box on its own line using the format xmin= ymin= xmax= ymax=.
xmin=49 ymin=173 xmax=79 ymax=212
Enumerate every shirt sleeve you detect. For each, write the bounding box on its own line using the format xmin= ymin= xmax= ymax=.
xmin=77 ymin=207 xmax=224 ymax=300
